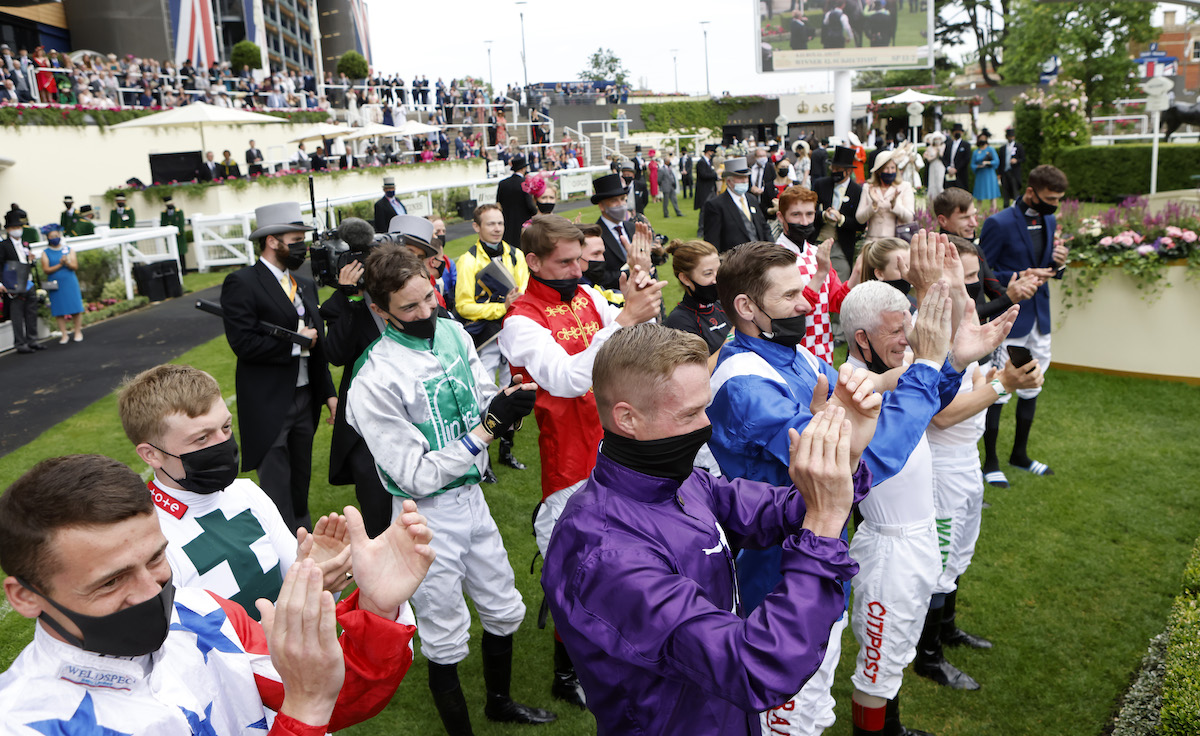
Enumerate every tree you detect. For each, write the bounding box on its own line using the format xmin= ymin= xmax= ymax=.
xmin=856 ymin=57 xmax=962 ymax=89
xmin=1003 ymin=0 xmax=1155 ymax=109
xmin=230 ymin=40 xmax=262 ymax=72
xmin=579 ymin=48 xmax=629 ymax=87
xmin=337 ymin=51 xmax=369 ymax=82
xmin=936 ymin=0 xmax=1009 ymax=86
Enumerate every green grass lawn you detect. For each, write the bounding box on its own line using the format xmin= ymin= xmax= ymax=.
xmin=2 ymin=196 xmax=1199 ymax=735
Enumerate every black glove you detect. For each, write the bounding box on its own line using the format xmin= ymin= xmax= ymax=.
xmin=482 ymin=383 xmax=536 ymax=437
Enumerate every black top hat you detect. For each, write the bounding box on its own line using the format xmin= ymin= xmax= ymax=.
xmin=510 ymin=155 xmax=528 ymax=171
xmin=80 ymin=204 xmax=94 ymax=214
xmin=829 ymin=146 xmax=856 ymax=169
xmin=979 ymin=128 xmax=992 ymax=138
xmin=115 ymin=192 xmax=127 ymax=201
xmin=591 ymin=173 xmax=629 ymax=204
xmin=704 ymin=143 xmax=718 ymax=153
xmin=950 ymin=122 xmax=965 ymax=133
xmin=634 ymin=145 xmax=642 ymax=152
xmin=4 ymin=211 xmax=22 ymax=228
xmin=163 ymin=195 xmax=174 ymax=203
xmin=63 ymin=195 xmax=73 ymax=203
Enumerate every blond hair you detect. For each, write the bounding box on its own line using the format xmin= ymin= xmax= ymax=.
xmin=118 ymin=364 xmax=223 ymax=445
xmin=664 ymin=239 xmax=718 ymax=280
xmin=861 ymin=237 xmax=910 ymax=282
xmin=593 ymin=323 xmax=708 ymax=426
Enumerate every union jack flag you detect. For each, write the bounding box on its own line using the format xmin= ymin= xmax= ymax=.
xmin=349 ymin=0 xmax=373 ymax=64
xmin=170 ymin=0 xmax=219 ymax=68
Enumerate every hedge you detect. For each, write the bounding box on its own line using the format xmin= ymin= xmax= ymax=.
xmin=638 ymin=96 xmax=765 ymax=133
xmin=1052 ymin=145 xmax=1200 ymax=203
xmin=0 ymin=106 xmax=330 ymax=129
xmin=1161 ymin=595 xmax=1200 ymax=735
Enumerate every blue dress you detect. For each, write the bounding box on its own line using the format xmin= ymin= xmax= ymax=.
xmin=972 ymin=145 xmax=1001 ymax=201
xmin=44 ymin=247 xmax=84 ymax=316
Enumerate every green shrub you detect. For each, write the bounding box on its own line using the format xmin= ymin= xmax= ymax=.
xmin=337 ymin=51 xmax=369 ymax=82
xmin=638 ymin=96 xmax=764 ymax=133
xmin=1053 ymin=145 xmax=1200 ymax=203
xmin=75 ymin=249 xmax=121 ymax=301
xmin=230 ymin=40 xmax=263 ymax=72
xmin=100 ymin=278 xmax=127 ymax=301
xmin=1183 ymin=544 xmax=1200 ymax=597
xmin=1160 ymin=594 xmax=1200 ymax=735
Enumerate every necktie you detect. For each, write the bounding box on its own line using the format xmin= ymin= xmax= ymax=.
xmin=279 ymin=274 xmax=297 ymax=303
xmin=612 ymin=225 xmax=627 ymax=259
xmin=738 ymin=194 xmax=751 ymax=221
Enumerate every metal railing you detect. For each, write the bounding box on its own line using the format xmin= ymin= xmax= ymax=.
xmin=28 ymin=226 xmax=181 ymax=300
xmin=563 ymin=125 xmax=591 ymax=167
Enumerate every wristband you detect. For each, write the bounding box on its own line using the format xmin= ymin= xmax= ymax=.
xmin=460 ymin=433 xmax=483 ymax=456
xmin=348 ymin=294 xmax=363 ymax=302
xmin=990 ymin=378 xmax=1009 ymax=398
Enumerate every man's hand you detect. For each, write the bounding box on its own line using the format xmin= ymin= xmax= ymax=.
xmin=1004 ymin=272 xmax=1040 ymax=303
xmin=1052 ymin=243 xmax=1070 ymax=267
xmin=823 ymin=207 xmax=842 ymax=224
xmin=900 ymin=230 xmax=945 ymax=299
xmin=907 ymin=279 xmax=952 ymax=365
xmin=297 ymin=513 xmax=353 ymax=593
xmin=343 ymin=502 xmax=435 ymax=620
xmin=997 ymin=357 xmax=1043 ymax=393
xmin=503 ymin=288 xmax=520 ymax=309
xmin=256 ymin=560 xmax=345 ymax=728
xmin=807 ymin=238 xmax=834 ymax=290
xmin=480 ymin=380 xmax=538 ymax=439
xmin=788 ymin=407 xmax=854 ymax=539
xmin=1022 ymin=267 xmax=1056 ymax=282
xmin=939 ymin=234 xmax=968 ymax=333
xmin=337 ymin=261 xmax=364 ymax=295
xmin=810 ymin=364 xmax=881 ymax=470
xmin=950 ymin=302 xmax=1019 ymax=372
xmin=299 ymin=326 xmax=319 ymax=348
xmin=623 ymin=220 xmax=655 ymax=275
xmin=614 ymin=266 xmax=666 ymax=327
xmin=325 ymin=397 xmax=337 ymax=426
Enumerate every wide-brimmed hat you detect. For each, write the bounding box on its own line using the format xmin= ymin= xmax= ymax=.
xmin=793 ymin=139 xmax=810 ymax=155
xmin=388 ymin=214 xmax=436 ymax=254
xmin=510 ymin=154 xmax=528 ymax=171
xmin=924 ymin=132 xmax=946 ymax=145
xmin=249 ymin=202 xmax=315 ymax=241
xmin=591 ymin=173 xmax=629 ymax=204
xmin=871 ymin=150 xmax=896 ymax=174
xmin=829 ymin=146 xmax=857 ymax=169
xmin=722 ymin=157 xmax=750 ymax=177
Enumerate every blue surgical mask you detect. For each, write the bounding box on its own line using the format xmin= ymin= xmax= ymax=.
xmin=48 ymin=237 xmax=62 ymax=246
xmin=732 ymin=182 xmax=750 ymax=196
xmin=881 ymin=172 xmax=897 ymax=185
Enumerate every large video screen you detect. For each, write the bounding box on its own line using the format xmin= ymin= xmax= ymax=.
xmin=755 ymin=0 xmax=934 ymax=72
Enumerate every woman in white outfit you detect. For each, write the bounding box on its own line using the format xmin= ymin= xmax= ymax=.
xmin=924 ymin=132 xmax=947 ymax=204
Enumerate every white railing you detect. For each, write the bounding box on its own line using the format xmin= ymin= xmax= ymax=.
xmin=30 ymin=226 xmax=180 ymax=301
xmin=1090 ymin=115 xmax=1150 ymax=137
xmin=190 ymin=213 xmax=255 ymax=272
xmin=563 ymin=125 xmax=591 ymax=166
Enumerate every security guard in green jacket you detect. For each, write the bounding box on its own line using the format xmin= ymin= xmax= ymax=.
xmin=159 ymin=195 xmax=188 ymax=269
xmin=109 ymin=193 xmax=136 ymax=229
xmin=61 ymin=196 xmax=79 ymax=237
xmin=75 ymin=205 xmax=97 ymax=236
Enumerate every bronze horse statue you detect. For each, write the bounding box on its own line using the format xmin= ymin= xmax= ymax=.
xmin=1162 ymin=103 xmax=1200 ymax=142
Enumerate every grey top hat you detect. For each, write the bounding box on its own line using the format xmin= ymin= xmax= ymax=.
xmin=249 ymin=202 xmax=315 ymax=241
xmin=388 ymin=214 xmax=436 ymax=253
xmin=722 ymin=157 xmax=750 ymax=177
xmin=383 ymin=176 xmax=396 ymax=187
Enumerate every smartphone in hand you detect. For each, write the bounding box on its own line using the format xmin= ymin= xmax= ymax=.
xmin=1007 ymin=345 xmax=1034 ymax=368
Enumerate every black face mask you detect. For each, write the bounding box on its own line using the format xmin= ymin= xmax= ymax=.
xmin=751 ymin=298 xmax=808 ymax=348
xmin=859 ymin=334 xmax=892 ymax=374
xmin=583 ymin=259 xmax=607 ymax=285
xmin=532 ymin=273 xmax=578 ymax=302
xmin=783 ymin=220 xmax=818 ymax=246
xmin=831 ymin=169 xmax=848 ymax=183
xmin=883 ymin=278 xmax=912 ymax=295
xmin=480 ymin=240 xmax=503 ymax=258
xmin=432 ymin=257 xmax=447 ymax=279
xmin=20 ymin=575 xmax=175 ymax=657
xmin=1027 ymin=191 xmax=1058 ymax=217
xmin=388 ymin=309 xmax=437 ymax=340
xmin=622 ymin=177 xmax=634 ymax=187
xmin=536 ymin=201 xmax=556 ymax=214
xmin=282 ymin=241 xmax=308 ymax=271
xmin=151 ymin=435 xmax=240 ymax=494
xmin=600 ymin=425 xmax=713 ymax=484
xmin=965 ymin=281 xmax=983 ymax=299
xmin=688 ymin=281 xmax=720 ymax=305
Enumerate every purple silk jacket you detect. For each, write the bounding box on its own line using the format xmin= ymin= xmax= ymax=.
xmin=542 ymin=451 xmax=871 ymax=735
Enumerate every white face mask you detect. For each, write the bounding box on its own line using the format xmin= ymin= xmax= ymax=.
xmin=7 ymin=229 xmax=22 ymax=238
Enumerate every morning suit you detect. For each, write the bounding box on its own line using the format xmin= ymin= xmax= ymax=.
xmin=810 ymin=146 xmax=829 ymax=181
xmin=659 ymin=163 xmax=682 ymax=217
xmin=679 ymin=153 xmax=694 ymax=198
xmin=373 ymin=195 xmax=407 ymax=234
xmin=693 ymin=155 xmax=719 ymax=211
xmin=701 ymin=189 xmax=772 ymax=253
xmin=220 ymin=260 xmax=336 ymax=532
xmin=0 ymin=235 xmax=39 ymax=349
xmin=942 ymin=136 xmax=970 ymax=191
xmin=811 ymin=175 xmax=866 ymax=267
xmin=998 ymin=139 xmax=1026 ymax=207
xmin=495 ymin=172 xmax=537 ymax=250
xmin=595 ymin=216 xmax=635 ymax=291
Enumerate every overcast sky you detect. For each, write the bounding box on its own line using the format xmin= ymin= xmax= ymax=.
xmin=367 ymin=0 xmax=1187 ymax=96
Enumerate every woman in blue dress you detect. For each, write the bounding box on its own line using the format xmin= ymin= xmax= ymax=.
xmin=38 ymin=227 xmax=84 ymax=343
xmin=971 ymin=132 xmax=1001 ymax=204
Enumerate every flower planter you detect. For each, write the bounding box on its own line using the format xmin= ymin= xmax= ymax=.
xmin=1050 ymin=263 xmax=1200 ymax=382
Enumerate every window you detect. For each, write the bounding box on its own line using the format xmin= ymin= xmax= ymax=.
xmin=1192 ymin=40 xmax=1200 ymax=62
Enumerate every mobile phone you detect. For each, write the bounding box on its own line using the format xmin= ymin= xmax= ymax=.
xmin=1007 ymin=345 xmax=1034 ymax=368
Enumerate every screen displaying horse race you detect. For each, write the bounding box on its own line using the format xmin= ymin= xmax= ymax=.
xmin=755 ymin=0 xmax=934 ymax=72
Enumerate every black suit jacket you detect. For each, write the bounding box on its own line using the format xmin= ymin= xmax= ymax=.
xmin=595 ymin=217 xmax=634 ymax=291
xmin=809 ymin=148 xmax=829 ymax=181
xmin=220 ymin=261 xmax=335 ymax=472
xmin=374 ymin=196 xmax=405 ymax=233
xmin=942 ymin=137 xmax=970 ymax=188
xmin=693 ymin=155 xmax=719 ymax=210
xmin=495 ymin=173 xmax=536 ymax=249
xmin=245 ymin=147 xmax=263 ymax=164
xmin=319 ymin=290 xmax=384 ymax=485
xmin=196 ymin=161 xmax=218 ymax=182
xmin=812 ymin=176 xmax=866 ymax=264
xmin=701 ymin=190 xmax=771 ymax=253
xmin=999 ymin=140 xmax=1025 ymax=178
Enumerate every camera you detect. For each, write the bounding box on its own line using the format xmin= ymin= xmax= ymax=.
xmin=308 ymin=218 xmax=390 ymax=292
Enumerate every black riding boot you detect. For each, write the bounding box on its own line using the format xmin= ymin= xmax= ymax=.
xmin=498 ymin=429 xmax=526 ymax=470
xmin=481 ymin=632 xmax=557 ymax=724
xmin=941 ymin=586 xmax=993 ymax=649
xmin=551 ymin=638 xmax=587 ymax=709
xmin=883 ymin=694 xmax=935 ymax=736
xmin=428 ymin=660 xmax=473 ymax=736
xmin=913 ymin=601 xmax=980 ymax=690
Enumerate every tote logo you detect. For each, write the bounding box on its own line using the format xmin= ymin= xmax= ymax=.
xmin=171 ymin=0 xmax=219 ymax=68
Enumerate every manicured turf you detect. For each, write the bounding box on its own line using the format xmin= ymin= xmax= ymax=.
xmin=1 ymin=196 xmax=1198 ymax=735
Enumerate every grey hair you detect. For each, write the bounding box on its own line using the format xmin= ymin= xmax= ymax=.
xmin=840 ymin=281 xmax=911 ymax=342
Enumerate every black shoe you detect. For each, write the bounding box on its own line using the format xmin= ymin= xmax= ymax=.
xmin=481 ymin=467 xmax=498 ymax=484
xmin=29 ymin=343 xmax=47 ymax=351
xmin=498 ymin=439 xmax=526 ymax=470
xmin=15 ymin=346 xmax=34 ymax=354
xmin=942 ymin=625 xmax=992 ymax=649
xmin=552 ymin=640 xmax=586 ymax=709
xmin=883 ymin=695 xmax=937 ymax=736
xmin=484 ymin=694 xmax=557 ymax=724
xmin=913 ymin=652 xmax=981 ymax=690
